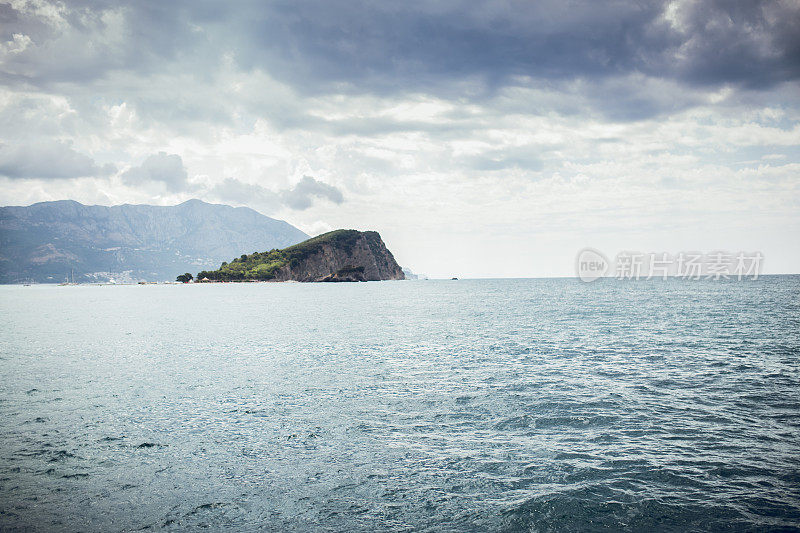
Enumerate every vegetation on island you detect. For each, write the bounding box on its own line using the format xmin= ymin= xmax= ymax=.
xmin=196 ymin=229 xmax=369 ymax=282
xmin=176 ymin=272 xmax=193 ymax=283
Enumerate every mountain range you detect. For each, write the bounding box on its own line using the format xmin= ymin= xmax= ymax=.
xmin=0 ymin=200 xmax=309 ymax=283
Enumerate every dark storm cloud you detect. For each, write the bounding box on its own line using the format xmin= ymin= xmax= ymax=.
xmin=231 ymin=0 xmax=800 ymax=94
xmin=671 ymin=0 xmax=800 ymax=89
xmin=235 ymin=0 xmax=665 ymax=93
xmin=5 ymin=1 xmax=798 ymax=95
xmin=0 ymin=141 xmax=114 ymax=179
xmin=2 ymin=0 xmax=798 ymax=129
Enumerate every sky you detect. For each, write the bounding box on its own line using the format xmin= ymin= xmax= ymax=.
xmin=1 ymin=0 xmax=799 ymax=278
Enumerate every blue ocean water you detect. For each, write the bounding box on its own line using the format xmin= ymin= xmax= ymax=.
xmin=1 ymin=277 xmax=799 ymax=532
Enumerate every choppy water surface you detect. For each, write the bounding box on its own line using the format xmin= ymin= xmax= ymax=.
xmin=1 ymin=277 xmax=799 ymax=532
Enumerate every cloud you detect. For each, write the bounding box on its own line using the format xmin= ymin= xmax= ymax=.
xmin=122 ymin=152 xmax=189 ymax=191
xmin=210 ymin=176 xmax=344 ymax=212
xmin=0 ymin=140 xmax=113 ymax=179
xmin=3 ymin=1 xmax=798 ymax=120
xmin=0 ymin=1 xmax=205 ymax=87
xmin=666 ymin=0 xmax=800 ymax=89
xmin=280 ymin=175 xmax=344 ymax=210
xmin=228 ymin=0 xmax=800 ymax=97
xmin=463 ymin=146 xmax=544 ymax=172
xmin=210 ymin=177 xmax=281 ymax=212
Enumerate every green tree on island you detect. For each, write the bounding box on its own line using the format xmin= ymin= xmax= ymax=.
xmin=176 ymin=273 xmax=193 ymax=283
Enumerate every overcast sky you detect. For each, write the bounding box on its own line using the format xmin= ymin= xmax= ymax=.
xmin=1 ymin=0 xmax=799 ymax=277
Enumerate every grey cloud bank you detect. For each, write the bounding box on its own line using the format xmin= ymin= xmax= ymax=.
xmin=0 ymin=140 xmax=114 ymax=179
xmin=3 ymin=1 xmax=798 ymax=115
xmin=238 ymin=0 xmax=800 ymax=94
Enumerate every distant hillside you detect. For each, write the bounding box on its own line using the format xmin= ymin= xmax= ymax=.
xmin=0 ymin=199 xmax=309 ymax=283
xmin=197 ymin=229 xmax=404 ymax=282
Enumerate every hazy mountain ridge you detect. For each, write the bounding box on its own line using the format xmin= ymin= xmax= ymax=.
xmin=0 ymin=199 xmax=309 ymax=283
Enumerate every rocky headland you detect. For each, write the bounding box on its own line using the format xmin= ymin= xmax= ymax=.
xmin=195 ymin=229 xmax=404 ymax=282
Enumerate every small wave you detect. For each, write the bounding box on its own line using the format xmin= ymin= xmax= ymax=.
xmin=494 ymin=415 xmax=532 ymax=430
xmin=186 ymin=502 xmax=228 ymax=516
xmin=534 ymin=415 xmax=619 ymax=429
xmin=47 ymin=450 xmax=78 ymax=462
xmin=61 ymin=472 xmax=89 ymax=479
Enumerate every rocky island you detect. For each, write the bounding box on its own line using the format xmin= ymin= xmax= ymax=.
xmin=195 ymin=229 xmax=405 ymax=282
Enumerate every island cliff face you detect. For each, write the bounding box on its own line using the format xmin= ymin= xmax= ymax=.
xmin=196 ymin=230 xmax=405 ymax=282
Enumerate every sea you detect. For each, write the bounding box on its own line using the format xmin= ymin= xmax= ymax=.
xmin=1 ymin=277 xmax=799 ymax=532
